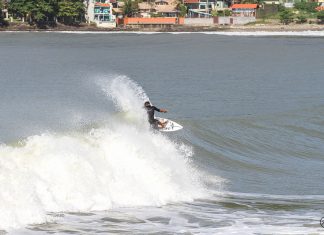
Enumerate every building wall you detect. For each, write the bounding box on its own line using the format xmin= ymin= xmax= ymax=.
xmin=215 ymin=16 xmax=231 ymax=24
xmin=124 ymin=17 xmax=181 ymax=25
xmin=184 ymin=17 xmax=214 ymax=25
xmin=96 ymin=21 xmax=116 ymax=27
xmin=215 ymin=16 xmax=256 ymax=24
xmin=232 ymin=16 xmax=256 ymax=24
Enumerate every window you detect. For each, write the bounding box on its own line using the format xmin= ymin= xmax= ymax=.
xmin=94 ymin=7 xmax=110 ymax=14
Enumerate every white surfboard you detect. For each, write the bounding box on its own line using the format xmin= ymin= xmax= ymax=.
xmin=155 ymin=117 xmax=183 ymax=132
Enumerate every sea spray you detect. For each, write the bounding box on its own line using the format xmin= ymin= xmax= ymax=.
xmin=0 ymin=76 xmax=208 ymax=231
xmin=98 ymin=75 xmax=149 ymax=122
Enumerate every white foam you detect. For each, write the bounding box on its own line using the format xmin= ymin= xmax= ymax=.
xmin=1 ymin=30 xmax=324 ymax=37
xmin=0 ymin=76 xmax=209 ymax=231
xmin=223 ymin=191 xmax=324 ymax=200
xmin=48 ymin=30 xmax=324 ymax=37
xmin=199 ymin=30 xmax=324 ymax=37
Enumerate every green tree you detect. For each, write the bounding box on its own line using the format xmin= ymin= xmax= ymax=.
xmin=317 ymin=10 xmax=324 ymax=24
xmin=177 ymin=3 xmax=187 ymax=17
xmin=279 ymin=9 xmax=294 ymax=24
xmin=58 ymin=0 xmax=84 ymax=25
xmin=224 ymin=9 xmax=231 ymax=16
xmin=122 ymin=0 xmax=139 ymax=17
xmin=9 ymin=0 xmax=33 ymax=23
xmin=9 ymin=0 xmax=55 ymax=26
xmin=31 ymin=0 xmax=54 ymax=25
xmin=294 ymin=1 xmax=319 ymax=13
xmin=9 ymin=0 xmax=86 ymax=27
xmin=296 ymin=14 xmax=307 ymax=24
xmin=211 ymin=9 xmax=218 ymax=17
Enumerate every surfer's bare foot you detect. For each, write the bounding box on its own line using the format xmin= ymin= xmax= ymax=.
xmin=161 ymin=121 xmax=168 ymax=128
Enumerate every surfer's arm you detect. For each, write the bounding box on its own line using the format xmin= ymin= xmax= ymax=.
xmin=153 ymin=106 xmax=167 ymax=113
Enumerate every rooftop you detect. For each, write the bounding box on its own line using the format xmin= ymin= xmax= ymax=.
xmin=230 ymin=4 xmax=258 ymax=9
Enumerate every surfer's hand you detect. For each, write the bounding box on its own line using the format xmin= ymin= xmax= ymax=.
xmin=161 ymin=109 xmax=168 ymax=113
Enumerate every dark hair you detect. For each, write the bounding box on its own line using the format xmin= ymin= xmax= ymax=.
xmin=144 ymin=101 xmax=151 ymax=107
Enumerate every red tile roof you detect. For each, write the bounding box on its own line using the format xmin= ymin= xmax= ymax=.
xmin=315 ymin=6 xmax=324 ymax=11
xmin=231 ymin=4 xmax=258 ymax=9
xmin=184 ymin=0 xmax=199 ymax=3
xmin=95 ymin=2 xmax=111 ymax=7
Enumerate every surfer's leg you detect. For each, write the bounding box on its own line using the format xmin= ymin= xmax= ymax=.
xmin=152 ymin=120 xmax=160 ymax=129
xmin=159 ymin=120 xmax=168 ymax=129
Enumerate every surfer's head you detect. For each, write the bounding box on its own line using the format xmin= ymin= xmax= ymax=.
xmin=144 ymin=101 xmax=151 ymax=108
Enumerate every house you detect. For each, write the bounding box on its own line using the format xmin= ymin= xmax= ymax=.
xmin=86 ymin=0 xmax=116 ymax=28
xmin=138 ymin=0 xmax=178 ymax=17
xmin=230 ymin=4 xmax=258 ymax=17
xmin=155 ymin=0 xmax=178 ymax=17
xmin=138 ymin=2 xmax=154 ymax=17
xmin=184 ymin=0 xmax=229 ymax=18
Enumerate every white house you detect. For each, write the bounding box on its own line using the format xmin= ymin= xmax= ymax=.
xmin=85 ymin=0 xmax=116 ymax=28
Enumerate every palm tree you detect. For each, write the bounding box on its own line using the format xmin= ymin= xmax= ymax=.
xmin=122 ymin=0 xmax=139 ymax=17
xmin=174 ymin=0 xmax=187 ymax=17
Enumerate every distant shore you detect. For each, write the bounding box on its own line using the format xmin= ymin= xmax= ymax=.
xmin=1 ymin=22 xmax=323 ymax=32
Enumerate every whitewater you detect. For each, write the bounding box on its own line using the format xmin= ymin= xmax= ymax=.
xmin=0 ymin=76 xmax=208 ymax=231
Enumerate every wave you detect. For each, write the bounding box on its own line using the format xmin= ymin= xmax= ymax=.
xmin=0 ymin=76 xmax=211 ymax=231
xmin=221 ymin=191 xmax=324 ymax=201
xmin=2 ymin=31 xmax=324 ymax=37
xmin=173 ymin=30 xmax=324 ymax=37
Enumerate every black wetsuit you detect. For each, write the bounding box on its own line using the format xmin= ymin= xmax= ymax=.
xmin=145 ymin=105 xmax=161 ymax=127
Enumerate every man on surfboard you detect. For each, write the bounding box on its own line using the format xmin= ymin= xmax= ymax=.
xmin=144 ymin=101 xmax=168 ymax=129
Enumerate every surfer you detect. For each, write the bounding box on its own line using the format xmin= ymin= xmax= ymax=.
xmin=144 ymin=101 xmax=168 ymax=129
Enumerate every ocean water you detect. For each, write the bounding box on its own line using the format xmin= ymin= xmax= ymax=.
xmin=0 ymin=31 xmax=324 ymax=234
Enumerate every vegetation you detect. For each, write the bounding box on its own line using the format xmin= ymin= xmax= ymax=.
xmin=296 ymin=14 xmax=307 ymax=23
xmin=279 ymin=9 xmax=294 ymax=24
xmin=211 ymin=9 xmax=218 ymax=17
xmin=122 ymin=0 xmax=139 ymax=17
xmin=0 ymin=0 xmax=9 ymax=27
xmin=241 ymin=0 xmax=264 ymax=4
xmin=294 ymin=1 xmax=319 ymax=13
xmin=317 ymin=10 xmax=324 ymax=24
xmin=217 ymin=9 xmax=231 ymax=16
xmin=151 ymin=12 xmax=163 ymax=17
xmin=0 ymin=10 xmax=7 ymax=27
xmin=177 ymin=3 xmax=187 ymax=17
xmin=8 ymin=0 xmax=85 ymax=27
xmin=58 ymin=0 xmax=84 ymax=25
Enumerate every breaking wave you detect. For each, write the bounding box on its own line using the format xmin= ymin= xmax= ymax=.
xmin=0 ymin=76 xmax=210 ymax=230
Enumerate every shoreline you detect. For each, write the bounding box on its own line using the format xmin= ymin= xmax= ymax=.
xmin=1 ymin=23 xmax=323 ymax=33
